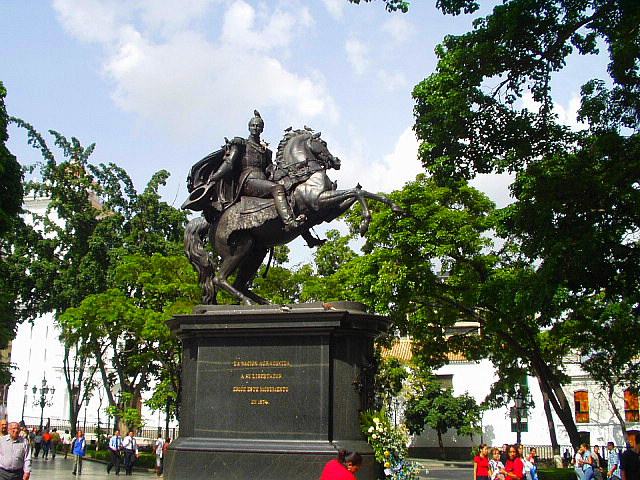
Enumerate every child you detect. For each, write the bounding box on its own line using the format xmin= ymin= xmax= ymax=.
xmin=490 ymin=447 xmax=506 ymax=480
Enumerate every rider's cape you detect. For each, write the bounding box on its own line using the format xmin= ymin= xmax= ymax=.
xmin=182 ymin=141 xmax=242 ymax=212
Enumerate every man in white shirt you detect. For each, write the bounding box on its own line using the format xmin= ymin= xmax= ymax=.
xmin=154 ymin=434 xmax=165 ymax=477
xmin=107 ymin=430 xmax=123 ymax=475
xmin=0 ymin=422 xmax=31 ymax=480
xmin=122 ymin=431 xmax=138 ymax=476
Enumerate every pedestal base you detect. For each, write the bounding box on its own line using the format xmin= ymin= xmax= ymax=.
xmin=163 ymin=302 xmax=390 ymax=480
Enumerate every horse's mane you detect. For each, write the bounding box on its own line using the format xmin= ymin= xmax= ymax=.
xmin=275 ymin=127 xmax=314 ymax=165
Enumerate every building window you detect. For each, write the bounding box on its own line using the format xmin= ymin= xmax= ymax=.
xmin=625 ymin=389 xmax=639 ymax=423
xmin=574 ymin=391 xmax=590 ymax=423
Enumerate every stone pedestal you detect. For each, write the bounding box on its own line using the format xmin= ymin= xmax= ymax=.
xmin=163 ymin=302 xmax=390 ymax=480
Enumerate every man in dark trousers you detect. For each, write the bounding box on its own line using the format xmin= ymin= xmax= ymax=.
xmin=122 ymin=431 xmax=138 ymax=476
xmin=107 ymin=429 xmax=123 ymax=475
xmin=0 ymin=422 xmax=31 ymax=480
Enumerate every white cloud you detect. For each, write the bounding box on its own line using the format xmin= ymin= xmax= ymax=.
xmin=345 ymin=36 xmax=369 ymax=75
xmin=381 ymin=15 xmax=416 ymax=45
xmin=53 ymin=0 xmax=335 ymax=139
xmin=321 ymin=0 xmax=345 ymax=20
xmin=522 ymin=92 xmax=587 ymax=131
xmin=337 ymin=126 xmax=422 ymax=194
xmin=377 ymin=70 xmax=408 ymax=92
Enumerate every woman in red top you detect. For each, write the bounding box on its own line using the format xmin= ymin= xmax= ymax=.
xmin=475 ymin=444 xmax=491 ymax=480
xmin=502 ymin=445 xmax=525 ymax=480
xmin=320 ymin=450 xmax=362 ymax=480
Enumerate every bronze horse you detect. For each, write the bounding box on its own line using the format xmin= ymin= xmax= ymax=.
xmin=184 ymin=128 xmax=402 ymax=305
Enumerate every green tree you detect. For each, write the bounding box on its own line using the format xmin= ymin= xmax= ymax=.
xmin=402 ymin=0 xmax=639 ymax=449
xmin=60 ymin=254 xmax=199 ymax=433
xmin=12 ymin=120 xmax=189 ymax=432
xmin=0 ymin=83 xmax=25 ymax=383
xmin=405 ymin=374 xmax=482 ymax=460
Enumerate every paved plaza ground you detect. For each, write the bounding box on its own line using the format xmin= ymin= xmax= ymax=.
xmin=28 ymin=455 xmax=471 ymax=479
xmin=29 ymin=456 xmax=156 ymax=479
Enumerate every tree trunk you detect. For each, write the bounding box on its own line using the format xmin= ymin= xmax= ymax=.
xmin=538 ymin=377 xmax=559 ymax=455
xmin=437 ymin=429 xmax=446 ymax=460
xmin=529 ymin=352 xmax=582 ymax=448
xmin=607 ymin=385 xmax=629 ymax=445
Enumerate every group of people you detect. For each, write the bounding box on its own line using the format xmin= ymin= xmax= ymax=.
xmin=106 ymin=430 xmax=169 ymax=477
xmin=474 ymin=443 xmax=539 ymax=480
xmin=569 ymin=432 xmax=640 ymax=480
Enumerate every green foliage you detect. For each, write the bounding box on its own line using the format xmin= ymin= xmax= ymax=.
xmin=537 ymin=469 xmax=577 ymax=480
xmin=0 ymin=82 xmax=22 ymax=235
xmin=404 ymin=375 xmax=481 ymax=438
xmin=360 ymin=409 xmax=421 ymax=480
xmin=375 ymin=356 xmax=409 ymax=410
xmin=347 ymin=0 xmax=410 ymax=13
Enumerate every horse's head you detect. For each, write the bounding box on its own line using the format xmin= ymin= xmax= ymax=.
xmin=306 ymin=132 xmax=341 ymax=170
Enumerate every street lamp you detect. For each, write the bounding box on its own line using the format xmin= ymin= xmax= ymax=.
xmin=21 ymin=383 xmax=28 ymax=422
xmin=83 ymin=396 xmax=90 ymax=432
xmin=32 ymin=377 xmax=55 ymax=430
xmin=513 ymin=388 xmax=531 ymax=445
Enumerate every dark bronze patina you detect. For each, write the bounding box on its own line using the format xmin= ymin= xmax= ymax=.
xmin=182 ymin=111 xmax=402 ymax=305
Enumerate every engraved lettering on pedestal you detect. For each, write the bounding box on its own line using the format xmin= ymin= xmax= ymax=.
xmin=232 ymin=360 xmax=290 ymax=406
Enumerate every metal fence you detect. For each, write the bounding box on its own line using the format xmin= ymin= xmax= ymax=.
xmin=20 ymin=416 xmax=178 ymax=441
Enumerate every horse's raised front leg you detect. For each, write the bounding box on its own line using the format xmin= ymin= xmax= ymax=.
xmin=314 ymin=187 xmax=403 ymax=214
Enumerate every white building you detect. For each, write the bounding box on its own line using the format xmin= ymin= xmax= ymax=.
xmin=383 ymin=335 xmax=639 ymax=459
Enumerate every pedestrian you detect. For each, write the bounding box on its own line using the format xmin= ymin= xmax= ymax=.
xmin=523 ymin=447 xmax=539 ymax=480
xmin=565 ymin=449 xmax=573 ymax=468
xmin=475 ymin=444 xmax=491 ymax=480
xmin=41 ymin=429 xmax=51 ymax=459
xmin=320 ymin=449 xmax=362 ymax=479
xmin=501 ymin=444 xmax=510 ymax=466
xmin=0 ymin=422 xmax=31 ymax=480
xmin=620 ymin=433 xmax=640 ymax=480
xmin=60 ymin=429 xmax=71 ymax=458
xmin=502 ymin=444 xmax=525 ymax=480
xmin=593 ymin=445 xmax=605 ymax=480
xmin=70 ymin=430 xmax=86 ymax=476
xmin=575 ymin=447 xmax=585 ymax=480
xmin=489 ymin=447 xmax=506 ymax=480
xmin=581 ymin=443 xmax=595 ymax=480
xmin=50 ymin=428 xmax=60 ymax=459
xmin=31 ymin=431 xmax=42 ymax=459
xmin=606 ymin=442 xmax=620 ymax=480
xmin=0 ymin=420 xmax=7 ymax=437
xmin=154 ymin=433 xmax=165 ymax=476
xmin=122 ymin=431 xmax=139 ymax=476
xmin=107 ymin=430 xmax=123 ymax=475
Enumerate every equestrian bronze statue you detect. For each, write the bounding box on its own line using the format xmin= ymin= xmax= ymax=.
xmin=182 ymin=110 xmax=403 ymax=305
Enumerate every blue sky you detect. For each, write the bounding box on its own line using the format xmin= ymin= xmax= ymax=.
xmin=1 ymin=0 xmax=601 ymax=263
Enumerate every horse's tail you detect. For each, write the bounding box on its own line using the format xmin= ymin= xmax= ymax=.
xmin=184 ymin=216 xmax=218 ymax=304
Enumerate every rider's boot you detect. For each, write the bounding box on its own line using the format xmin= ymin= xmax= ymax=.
xmin=272 ymin=187 xmax=306 ymax=232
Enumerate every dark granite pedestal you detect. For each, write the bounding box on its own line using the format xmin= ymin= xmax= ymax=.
xmin=163 ymin=301 xmax=390 ymax=480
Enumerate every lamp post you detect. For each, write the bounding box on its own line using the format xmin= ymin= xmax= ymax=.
xmin=21 ymin=383 xmax=28 ymax=422
xmin=513 ymin=388 xmax=531 ymax=445
xmin=32 ymin=377 xmax=55 ymax=430
xmin=83 ymin=396 xmax=89 ymax=433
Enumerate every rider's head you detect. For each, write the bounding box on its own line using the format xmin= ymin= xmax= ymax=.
xmin=248 ymin=110 xmax=264 ymax=137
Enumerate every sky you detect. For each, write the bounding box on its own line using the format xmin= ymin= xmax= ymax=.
xmin=1 ymin=0 xmax=599 ymax=264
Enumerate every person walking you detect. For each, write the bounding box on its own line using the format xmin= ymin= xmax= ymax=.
xmin=70 ymin=430 xmax=86 ymax=476
xmin=154 ymin=433 xmax=165 ymax=477
xmin=41 ymin=430 xmax=51 ymax=460
xmin=0 ymin=422 xmax=31 ymax=480
xmin=607 ymin=442 xmax=621 ymax=480
xmin=122 ymin=431 xmax=138 ymax=476
xmin=60 ymin=430 xmax=71 ymax=458
xmin=593 ymin=445 xmax=605 ymax=480
xmin=620 ymin=433 xmax=640 ymax=480
xmin=575 ymin=447 xmax=585 ymax=480
xmin=107 ymin=430 xmax=123 ymax=475
xmin=31 ymin=432 xmax=41 ymax=459
xmin=50 ymin=428 xmax=60 ymax=459
xmin=0 ymin=421 xmax=7 ymax=437
xmin=581 ymin=444 xmax=595 ymax=480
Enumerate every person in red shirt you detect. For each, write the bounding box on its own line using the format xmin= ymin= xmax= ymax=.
xmin=320 ymin=450 xmax=362 ymax=480
xmin=42 ymin=430 xmax=52 ymax=460
xmin=475 ymin=444 xmax=491 ymax=480
xmin=502 ymin=445 xmax=525 ymax=480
